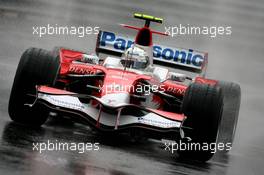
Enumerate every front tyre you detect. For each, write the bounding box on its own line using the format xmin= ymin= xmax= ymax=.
xmin=178 ymin=83 xmax=223 ymax=161
xmin=8 ymin=48 xmax=60 ymax=127
xmin=217 ymin=81 xmax=241 ymax=152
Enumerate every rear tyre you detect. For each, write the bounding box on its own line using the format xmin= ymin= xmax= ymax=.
xmin=178 ymin=83 xmax=223 ymax=161
xmin=217 ymin=81 xmax=241 ymax=152
xmin=8 ymin=48 xmax=60 ymax=127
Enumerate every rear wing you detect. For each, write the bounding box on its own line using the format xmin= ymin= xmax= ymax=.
xmin=96 ymin=30 xmax=208 ymax=75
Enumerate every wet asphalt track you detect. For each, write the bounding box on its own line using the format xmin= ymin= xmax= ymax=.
xmin=0 ymin=0 xmax=264 ymax=174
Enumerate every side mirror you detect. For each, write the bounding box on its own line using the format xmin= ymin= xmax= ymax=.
xmin=81 ymin=54 xmax=99 ymax=64
xmin=167 ymin=72 xmax=187 ymax=82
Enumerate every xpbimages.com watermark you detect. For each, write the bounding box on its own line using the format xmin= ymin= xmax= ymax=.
xmin=32 ymin=140 xmax=100 ymax=153
xmin=165 ymin=24 xmax=232 ymax=38
xmin=164 ymin=140 xmax=232 ymax=154
xmin=99 ymin=82 xmax=185 ymax=96
xmin=32 ymin=24 xmax=100 ymax=37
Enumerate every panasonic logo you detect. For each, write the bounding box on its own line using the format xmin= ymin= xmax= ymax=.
xmin=153 ymin=46 xmax=203 ymax=67
xmin=98 ymin=31 xmax=206 ymax=69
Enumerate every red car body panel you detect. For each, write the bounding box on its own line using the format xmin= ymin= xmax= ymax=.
xmin=58 ymin=48 xmax=218 ymax=99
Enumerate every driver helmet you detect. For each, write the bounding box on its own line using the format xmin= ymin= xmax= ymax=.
xmin=121 ymin=46 xmax=149 ymax=70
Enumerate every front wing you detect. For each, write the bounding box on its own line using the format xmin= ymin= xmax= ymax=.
xmin=33 ymin=86 xmax=185 ymax=138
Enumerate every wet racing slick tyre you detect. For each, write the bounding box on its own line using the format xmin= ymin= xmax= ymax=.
xmin=178 ymin=83 xmax=223 ymax=162
xmin=217 ymin=81 xmax=241 ymax=152
xmin=8 ymin=48 xmax=60 ymax=127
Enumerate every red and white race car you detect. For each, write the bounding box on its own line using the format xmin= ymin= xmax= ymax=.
xmin=8 ymin=13 xmax=241 ymax=161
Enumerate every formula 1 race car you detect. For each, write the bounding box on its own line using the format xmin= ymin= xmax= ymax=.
xmin=8 ymin=13 xmax=241 ymax=161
